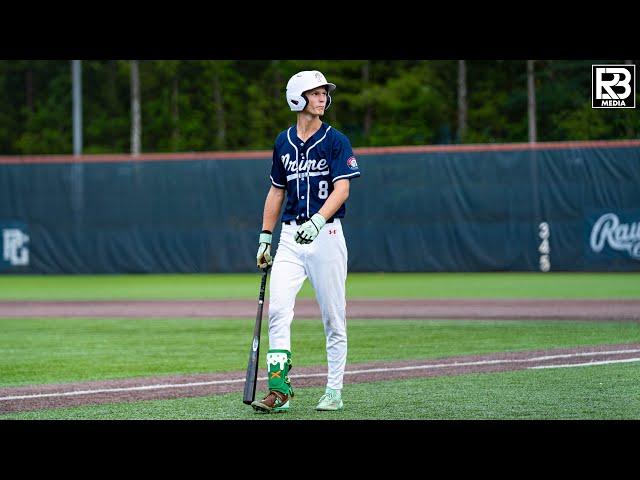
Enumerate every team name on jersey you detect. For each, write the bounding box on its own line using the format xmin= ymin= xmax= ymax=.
xmin=281 ymin=153 xmax=328 ymax=173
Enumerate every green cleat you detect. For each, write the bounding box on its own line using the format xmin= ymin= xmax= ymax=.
xmin=316 ymin=388 xmax=343 ymax=411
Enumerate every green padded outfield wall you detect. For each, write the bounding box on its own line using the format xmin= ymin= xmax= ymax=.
xmin=1 ymin=141 xmax=639 ymax=273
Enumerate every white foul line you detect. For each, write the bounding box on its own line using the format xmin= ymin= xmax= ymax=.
xmin=529 ymin=357 xmax=640 ymax=369
xmin=0 ymin=378 xmax=247 ymax=401
xmin=342 ymin=348 xmax=640 ymax=375
xmin=2 ymin=348 xmax=640 ymax=402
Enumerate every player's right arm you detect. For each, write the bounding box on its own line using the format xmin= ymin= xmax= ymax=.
xmin=258 ymin=141 xmax=287 ymax=269
xmin=262 ymin=186 xmax=285 ymax=233
xmin=264 ymin=139 xmax=287 ymax=232
xmin=257 ymin=186 xmax=284 ymax=270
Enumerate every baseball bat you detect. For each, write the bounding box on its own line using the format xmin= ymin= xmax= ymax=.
xmin=243 ymin=266 xmax=270 ymax=405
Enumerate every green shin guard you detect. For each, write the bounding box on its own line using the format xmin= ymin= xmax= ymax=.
xmin=266 ymin=350 xmax=294 ymax=397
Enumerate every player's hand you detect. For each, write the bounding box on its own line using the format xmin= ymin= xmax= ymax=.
xmin=257 ymin=231 xmax=273 ymax=269
xmin=294 ymin=213 xmax=326 ymax=245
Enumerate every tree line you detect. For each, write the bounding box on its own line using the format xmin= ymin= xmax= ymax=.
xmin=0 ymin=60 xmax=637 ymax=155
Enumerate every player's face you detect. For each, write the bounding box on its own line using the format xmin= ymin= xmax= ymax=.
xmin=303 ymin=87 xmax=328 ymax=116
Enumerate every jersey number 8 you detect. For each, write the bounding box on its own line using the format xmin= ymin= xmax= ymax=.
xmin=318 ymin=180 xmax=329 ymax=199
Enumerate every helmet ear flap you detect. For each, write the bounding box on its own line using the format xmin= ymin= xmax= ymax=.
xmin=286 ymin=93 xmax=307 ymax=112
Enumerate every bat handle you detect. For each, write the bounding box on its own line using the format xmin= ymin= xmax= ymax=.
xmin=258 ymin=266 xmax=270 ymax=298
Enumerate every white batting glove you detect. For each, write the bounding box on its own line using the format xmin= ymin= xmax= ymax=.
xmin=294 ymin=213 xmax=326 ymax=245
xmin=257 ymin=232 xmax=273 ymax=269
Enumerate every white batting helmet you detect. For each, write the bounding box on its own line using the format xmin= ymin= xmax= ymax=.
xmin=286 ymin=70 xmax=337 ymax=112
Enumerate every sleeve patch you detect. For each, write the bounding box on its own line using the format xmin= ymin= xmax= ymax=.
xmin=347 ymin=156 xmax=359 ymax=170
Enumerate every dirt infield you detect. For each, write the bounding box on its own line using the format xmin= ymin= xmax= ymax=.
xmin=1 ymin=298 xmax=640 ymax=320
xmin=1 ymin=343 xmax=639 ymax=414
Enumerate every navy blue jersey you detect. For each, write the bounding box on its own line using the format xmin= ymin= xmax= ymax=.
xmin=269 ymin=122 xmax=361 ymax=222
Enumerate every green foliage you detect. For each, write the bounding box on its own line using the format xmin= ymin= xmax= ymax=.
xmin=0 ymin=60 xmax=637 ymax=154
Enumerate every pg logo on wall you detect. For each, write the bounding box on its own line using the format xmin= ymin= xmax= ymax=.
xmin=1 ymin=222 xmax=30 ymax=269
xmin=592 ymin=64 xmax=636 ymax=108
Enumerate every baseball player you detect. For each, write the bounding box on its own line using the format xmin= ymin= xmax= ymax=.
xmin=251 ymin=70 xmax=361 ymax=413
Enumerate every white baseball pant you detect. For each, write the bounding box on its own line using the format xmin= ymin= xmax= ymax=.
xmin=268 ymin=218 xmax=348 ymax=390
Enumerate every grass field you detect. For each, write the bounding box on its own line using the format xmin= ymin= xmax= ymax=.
xmin=1 ymin=272 xmax=639 ymax=420
xmin=0 ymin=272 xmax=639 ymax=300
xmin=4 ymin=361 xmax=639 ymax=420
xmin=2 ymin=318 xmax=639 ymax=387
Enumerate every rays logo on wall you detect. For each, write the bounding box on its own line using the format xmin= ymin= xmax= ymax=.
xmin=589 ymin=212 xmax=640 ymax=260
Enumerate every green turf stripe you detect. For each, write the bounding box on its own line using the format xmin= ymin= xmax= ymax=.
xmin=3 ymin=362 xmax=638 ymax=420
xmin=0 ymin=272 xmax=638 ymax=300
xmin=1 ymin=318 xmax=639 ymax=387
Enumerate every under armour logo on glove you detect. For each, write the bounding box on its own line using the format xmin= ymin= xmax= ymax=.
xmin=294 ymin=213 xmax=327 ymax=244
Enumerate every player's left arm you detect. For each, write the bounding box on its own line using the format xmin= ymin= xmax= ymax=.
xmin=318 ymin=179 xmax=349 ymax=220
xmin=317 ymin=132 xmax=358 ymax=223
xmin=294 ymin=132 xmax=359 ymax=245
xmin=294 ymin=180 xmax=350 ymax=245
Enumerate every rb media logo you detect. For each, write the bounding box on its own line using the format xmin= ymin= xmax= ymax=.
xmin=592 ymin=64 xmax=636 ymax=108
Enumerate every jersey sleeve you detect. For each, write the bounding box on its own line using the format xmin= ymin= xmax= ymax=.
xmin=269 ymin=144 xmax=287 ymax=189
xmin=330 ymin=133 xmax=361 ymax=183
